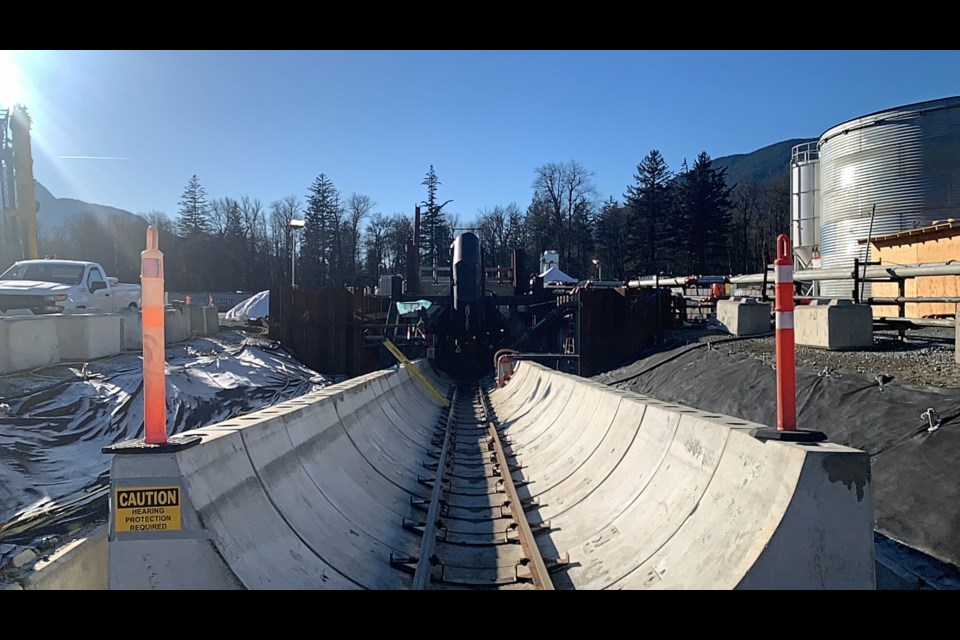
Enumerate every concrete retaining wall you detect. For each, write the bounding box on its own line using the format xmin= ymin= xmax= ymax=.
xmin=164 ymin=307 xmax=192 ymax=344
xmin=0 ymin=302 xmax=225 ymax=374
xmin=55 ymin=313 xmax=123 ymax=361
xmin=121 ymin=310 xmax=142 ymax=350
xmin=103 ymin=359 xmax=875 ymax=590
xmin=491 ymin=362 xmax=874 ymax=589
xmin=23 ymin=527 xmax=108 ymax=590
xmin=189 ymin=306 xmax=219 ymax=336
xmin=716 ymin=298 xmax=771 ymax=336
xmin=795 ymin=299 xmax=874 ymax=350
xmin=0 ymin=315 xmax=59 ymax=374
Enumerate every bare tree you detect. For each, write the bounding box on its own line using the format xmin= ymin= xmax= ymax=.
xmin=531 ymin=160 xmax=598 ymax=277
xmin=269 ymin=195 xmax=302 ymax=285
xmin=757 ymin=172 xmax=790 ymax=267
xmin=384 ymin=213 xmax=413 ymax=274
xmin=363 ymin=211 xmax=391 ymax=279
xmin=731 ymin=181 xmax=762 ymax=274
xmin=208 ymin=198 xmax=233 ymax=236
xmin=240 ymin=196 xmax=263 ymax=239
xmin=346 ymin=193 xmax=375 ymax=281
xmin=477 ymin=206 xmax=509 ymax=268
xmin=139 ymin=210 xmax=176 ymax=235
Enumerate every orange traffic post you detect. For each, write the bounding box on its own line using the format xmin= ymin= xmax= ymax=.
xmin=141 ymin=226 xmax=167 ymax=444
xmin=774 ymin=234 xmax=797 ymax=432
xmin=751 ymin=234 xmax=826 ymax=443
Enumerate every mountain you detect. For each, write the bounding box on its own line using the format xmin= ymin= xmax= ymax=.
xmin=712 ymin=138 xmax=817 ymax=187
xmin=30 ymin=139 xmax=813 ymax=233
xmin=33 ymin=180 xmax=143 ymax=233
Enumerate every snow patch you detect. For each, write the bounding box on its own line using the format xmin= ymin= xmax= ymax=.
xmin=224 ymin=290 xmax=269 ymax=322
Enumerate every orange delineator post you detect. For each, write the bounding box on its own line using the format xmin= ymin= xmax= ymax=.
xmin=774 ymin=234 xmax=797 ymax=432
xmin=141 ymin=226 xmax=167 ymax=444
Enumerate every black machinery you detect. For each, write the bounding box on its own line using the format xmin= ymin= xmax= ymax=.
xmin=431 ymin=231 xmax=508 ymax=379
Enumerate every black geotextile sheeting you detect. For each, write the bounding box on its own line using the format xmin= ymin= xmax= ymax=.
xmin=0 ymin=331 xmax=327 ymax=562
xmin=595 ymin=344 xmax=960 ymax=569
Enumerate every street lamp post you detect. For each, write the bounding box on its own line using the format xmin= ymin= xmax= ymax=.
xmin=289 ymin=218 xmax=306 ymax=287
xmin=592 ymin=258 xmax=602 ymax=280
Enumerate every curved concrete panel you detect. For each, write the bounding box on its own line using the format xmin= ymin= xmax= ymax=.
xmin=108 ymin=360 xmax=874 ymax=589
xmin=490 ymin=361 xmax=874 ymax=589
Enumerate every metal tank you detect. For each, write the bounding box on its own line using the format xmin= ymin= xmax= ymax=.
xmin=451 ymin=231 xmax=485 ymax=337
xmin=818 ymin=96 xmax=960 ymax=297
xmin=791 ymin=141 xmax=820 ymax=270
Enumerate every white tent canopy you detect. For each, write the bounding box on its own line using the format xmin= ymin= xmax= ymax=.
xmin=539 ymin=265 xmax=577 ymax=284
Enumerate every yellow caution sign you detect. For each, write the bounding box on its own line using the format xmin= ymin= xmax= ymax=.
xmin=382 ymin=339 xmax=449 ymax=407
xmin=114 ymin=486 xmax=182 ymax=533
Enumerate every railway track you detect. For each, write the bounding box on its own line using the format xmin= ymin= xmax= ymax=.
xmin=391 ymin=383 xmax=565 ymax=589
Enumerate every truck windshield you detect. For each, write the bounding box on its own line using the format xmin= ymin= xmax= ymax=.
xmin=0 ymin=263 xmax=86 ymax=285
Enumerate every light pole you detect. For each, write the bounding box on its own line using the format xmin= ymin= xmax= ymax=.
xmin=289 ymin=218 xmax=305 ymax=287
xmin=592 ymin=258 xmax=602 ymax=280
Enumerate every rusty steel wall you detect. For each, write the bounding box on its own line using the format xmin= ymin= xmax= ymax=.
xmin=577 ymin=287 xmax=669 ymax=376
xmin=269 ymin=285 xmax=364 ymax=378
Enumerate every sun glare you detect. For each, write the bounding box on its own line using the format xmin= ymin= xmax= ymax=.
xmin=0 ymin=50 xmax=27 ymax=108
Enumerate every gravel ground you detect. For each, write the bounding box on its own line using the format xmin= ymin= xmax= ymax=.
xmin=662 ymin=324 xmax=960 ymax=390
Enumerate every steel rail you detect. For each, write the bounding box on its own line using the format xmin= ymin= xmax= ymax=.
xmin=411 ymin=385 xmax=458 ymax=589
xmin=478 ymin=386 xmax=554 ymax=590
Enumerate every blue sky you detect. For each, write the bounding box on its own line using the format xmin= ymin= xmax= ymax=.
xmin=4 ymin=50 xmax=960 ymax=226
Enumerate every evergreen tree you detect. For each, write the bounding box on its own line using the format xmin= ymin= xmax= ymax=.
xmin=523 ymin=190 xmax=554 ymax=268
xmin=594 ymin=197 xmax=629 ymax=280
xmin=302 ymin=174 xmax=341 ymax=288
xmin=623 ymin=150 xmax=673 ymax=277
xmin=386 ymin=213 xmax=413 ymax=274
xmin=420 ymin=165 xmax=453 ymax=267
xmin=504 ymin=203 xmax=526 ymax=254
xmin=176 ymin=175 xmax=211 ymax=237
xmin=223 ymin=199 xmax=247 ymax=288
xmin=673 ymin=152 xmax=733 ymax=275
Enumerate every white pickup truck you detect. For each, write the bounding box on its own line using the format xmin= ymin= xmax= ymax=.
xmin=0 ymin=259 xmax=141 ymax=314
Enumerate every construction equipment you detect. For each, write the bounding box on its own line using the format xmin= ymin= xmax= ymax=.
xmin=1 ymin=105 xmax=39 ymax=260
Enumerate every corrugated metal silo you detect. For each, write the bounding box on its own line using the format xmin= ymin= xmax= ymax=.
xmin=818 ymin=96 xmax=960 ymax=297
xmin=790 ymin=141 xmax=820 ymax=268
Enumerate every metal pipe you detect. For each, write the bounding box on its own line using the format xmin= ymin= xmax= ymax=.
xmin=628 ymin=275 xmax=728 ymax=288
xmin=868 ymin=297 xmax=960 ymax=304
xmin=874 ymin=317 xmax=955 ymax=328
xmin=730 ymin=261 xmax=960 ymax=285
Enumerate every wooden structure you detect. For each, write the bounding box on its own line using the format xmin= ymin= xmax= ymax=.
xmin=864 ymin=221 xmax=960 ymax=317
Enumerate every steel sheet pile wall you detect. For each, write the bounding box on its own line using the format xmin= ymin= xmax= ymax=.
xmin=578 ymin=287 xmax=668 ymax=376
xmin=268 ymin=285 xmax=364 ymax=377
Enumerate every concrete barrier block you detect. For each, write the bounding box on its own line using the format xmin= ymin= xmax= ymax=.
xmin=120 ymin=310 xmax=142 ymax=350
xmin=795 ymin=299 xmax=873 ymax=350
xmin=0 ymin=316 xmax=60 ymax=374
xmin=23 ymin=527 xmax=108 ymax=590
xmin=716 ymin=297 xmax=771 ymax=336
xmin=55 ymin=313 xmax=124 ymax=361
xmin=189 ymin=306 xmax=219 ymax=336
xmin=164 ymin=307 xmax=192 ymax=344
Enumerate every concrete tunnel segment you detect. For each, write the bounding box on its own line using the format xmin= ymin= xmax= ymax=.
xmin=107 ymin=360 xmax=875 ymax=589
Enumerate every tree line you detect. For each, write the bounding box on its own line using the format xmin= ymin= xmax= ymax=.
xmin=3 ymin=150 xmax=790 ymax=292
